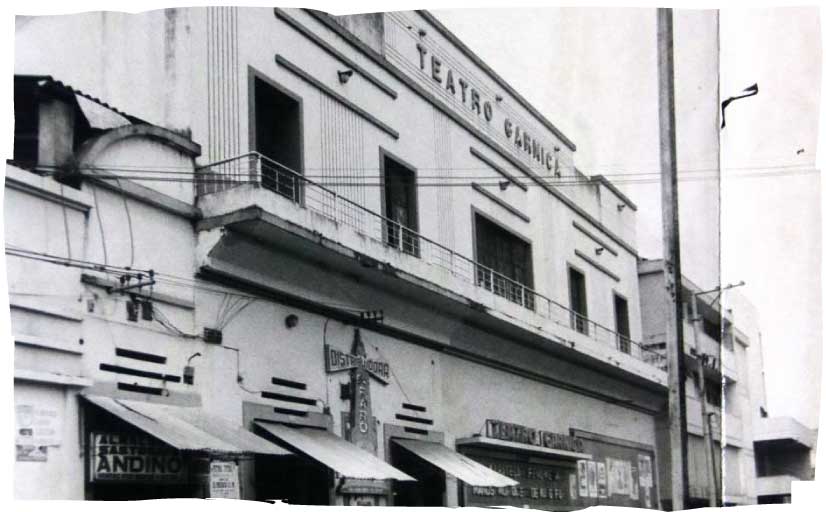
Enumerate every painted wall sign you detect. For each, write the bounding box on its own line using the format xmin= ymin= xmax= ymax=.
xmin=209 ymin=460 xmax=240 ymax=499
xmin=463 ymin=455 xmax=576 ymax=510
xmin=413 ymin=43 xmax=561 ymax=174
xmin=90 ymin=432 xmax=186 ymax=483
xmin=484 ymin=419 xmax=585 ymax=453
xmin=325 ymin=342 xmax=390 ymax=385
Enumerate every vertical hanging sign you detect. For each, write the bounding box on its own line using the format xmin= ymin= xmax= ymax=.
xmin=346 ymin=329 xmax=378 ymax=455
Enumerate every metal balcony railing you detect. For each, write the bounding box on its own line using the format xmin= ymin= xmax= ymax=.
xmin=196 ymin=152 xmax=667 ymax=370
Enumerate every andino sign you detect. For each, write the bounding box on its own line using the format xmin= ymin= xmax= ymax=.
xmin=90 ymin=432 xmax=186 ymax=483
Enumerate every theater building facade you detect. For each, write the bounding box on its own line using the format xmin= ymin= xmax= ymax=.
xmin=13 ymin=7 xmax=669 ymax=508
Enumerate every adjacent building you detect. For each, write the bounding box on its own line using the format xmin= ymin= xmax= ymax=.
xmin=638 ymin=259 xmax=760 ymax=507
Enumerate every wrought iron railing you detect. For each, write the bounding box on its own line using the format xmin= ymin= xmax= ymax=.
xmin=196 ymin=152 xmax=667 ymax=370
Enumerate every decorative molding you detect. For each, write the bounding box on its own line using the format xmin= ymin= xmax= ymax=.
xmin=471 ymin=182 xmax=530 ymax=223
xmin=275 ymin=54 xmax=400 ymax=140
xmin=274 ymin=8 xmax=398 ymax=99
xmin=15 ymin=368 xmax=92 ymax=387
xmin=469 ymin=147 xmax=527 ymax=191
xmin=574 ymin=249 xmax=621 ymax=282
xmin=81 ymin=168 xmax=201 ymax=219
xmin=15 ymin=333 xmax=84 ymax=355
xmin=10 ymin=300 xmax=84 ymax=322
xmin=573 ymin=221 xmax=618 ymax=256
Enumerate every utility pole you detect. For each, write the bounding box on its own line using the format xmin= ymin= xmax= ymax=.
xmin=657 ymin=8 xmax=689 ymax=510
xmin=690 ymin=281 xmax=745 ymax=507
xmin=690 ymin=292 xmax=719 ymax=507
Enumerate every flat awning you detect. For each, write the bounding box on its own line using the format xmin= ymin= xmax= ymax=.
xmin=83 ymin=395 xmax=290 ymax=456
xmin=393 ymin=438 xmax=518 ymax=487
xmin=254 ymin=421 xmax=414 ymax=481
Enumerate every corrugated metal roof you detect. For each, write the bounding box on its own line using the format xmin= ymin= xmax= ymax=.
xmin=255 ymin=421 xmax=415 ymax=481
xmin=83 ymin=395 xmax=290 ymax=456
xmin=393 ymin=438 xmax=519 ymax=487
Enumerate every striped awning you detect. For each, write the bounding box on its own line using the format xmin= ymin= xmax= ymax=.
xmin=393 ymin=438 xmax=518 ymax=487
xmin=83 ymin=394 xmax=290 ymax=455
xmin=255 ymin=421 xmax=415 ymax=481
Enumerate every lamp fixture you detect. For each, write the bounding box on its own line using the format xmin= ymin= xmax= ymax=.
xmin=499 ymin=181 xmax=510 ymax=191
xmin=285 ymin=313 xmax=299 ymax=329
xmin=337 ymin=69 xmax=354 ymax=84
xmin=595 ymin=247 xmax=604 ymax=256
xmin=617 ymin=204 xmax=626 ymax=211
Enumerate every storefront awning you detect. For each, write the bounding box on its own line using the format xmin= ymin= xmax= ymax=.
xmin=254 ymin=421 xmax=415 ymax=481
xmin=83 ymin=395 xmax=290 ymax=456
xmin=393 ymin=438 xmax=518 ymax=487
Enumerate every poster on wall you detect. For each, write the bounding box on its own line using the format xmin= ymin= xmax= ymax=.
xmin=607 ymin=458 xmax=632 ymax=495
xmin=587 ymin=460 xmax=598 ymax=498
xmin=644 ymin=486 xmax=652 ymax=508
xmin=569 ymin=474 xmax=578 ymax=502
xmin=209 ymin=460 xmax=240 ymax=499
xmin=630 ymin=468 xmax=639 ymax=500
xmin=577 ymin=460 xmax=589 ymax=498
xmin=596 ymin=462 xmax=607 ymax=498
xmin=638 ymin=454 xmax=653 ymax=488
xmin=15 ymin=404 xmax=62 ymax=446
xmin=16 ymin=444 xmax=48 ymax=462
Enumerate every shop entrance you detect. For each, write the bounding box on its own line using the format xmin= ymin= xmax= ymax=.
xmin=389 ymin=440 xmax=445 ymax=506
xmin=83 ymin=401 xmax=199 ymax=500
xmin=254 ymin=454 xmax=331 ymax=504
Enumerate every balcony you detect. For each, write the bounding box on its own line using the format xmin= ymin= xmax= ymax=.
xmin=756 ymin=475 xmax=798 ymax=497
xmin=755 ymin=417 xmax=816 ymax=448
xmin=196 ymin=153 xmax=667 ymax=373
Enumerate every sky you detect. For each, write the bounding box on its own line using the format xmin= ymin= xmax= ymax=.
xmin=433 ymin=7 xmax=822 ymax=428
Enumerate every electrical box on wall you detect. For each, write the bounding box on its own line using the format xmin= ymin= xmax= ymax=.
xmin=203 ymin=328 xmax=223 ymax=345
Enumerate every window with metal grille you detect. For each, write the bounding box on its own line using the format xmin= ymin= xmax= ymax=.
xmin=382 ymin=154 xmax=420 ymax=257
xmin=474 ymin=214 xmax=534 ymax=309
xmin=614 ymin=293 xmax=631 ymax=353
xmin=253 ymin=76 xmax=302 ymax=201
xmin=568 ymin=267 xmax=588 ymax=335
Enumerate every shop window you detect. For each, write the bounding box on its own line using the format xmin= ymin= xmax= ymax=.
xmin=382 ymin=154 xmax=420 ymax=257
xmin=474 ymin=214 xmax=534 ymax=309
xmin=568 ymin=267 xmax=588 ymax=334
xmin=253 ymin=75 xmax=303 ymax=201
xmin=614 ymin=293 xmax=631 ymax=353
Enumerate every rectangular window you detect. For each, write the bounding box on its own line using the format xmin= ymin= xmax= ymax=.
xmin=614 ymin=294 xmax=631 ymax=354
xmin=253 ymin=76 xmax=302 ymax=201
xmin=568 ymin=267 xmax=588 ymax=335
xmin=13 ymin=77 xmax=39 ymax=164
xmin=383 ymin=154 xmax=420 ymax=257
xmin=474 ymin=214 xmax=534 ymax=309
xmin=703 ymin=317 xmax=722 ymax=343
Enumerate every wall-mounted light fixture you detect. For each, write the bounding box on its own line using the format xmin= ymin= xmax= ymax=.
xmin=418 ymin=28 xmax=427 ymax=37
xmin=595 ymin=247 xmax=605 ymax=256
xmin=337 ymin=69 xmax=354 ymax=84
xmin=285 ymin=313 xmax=299 ymax=329
xmin=495 ymin=94 xmax=503 ymax=102
xmin=617 ymin=204 xmax=626 ymax=212
xmin=499 ymin=181 xmax=510 ymax=191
